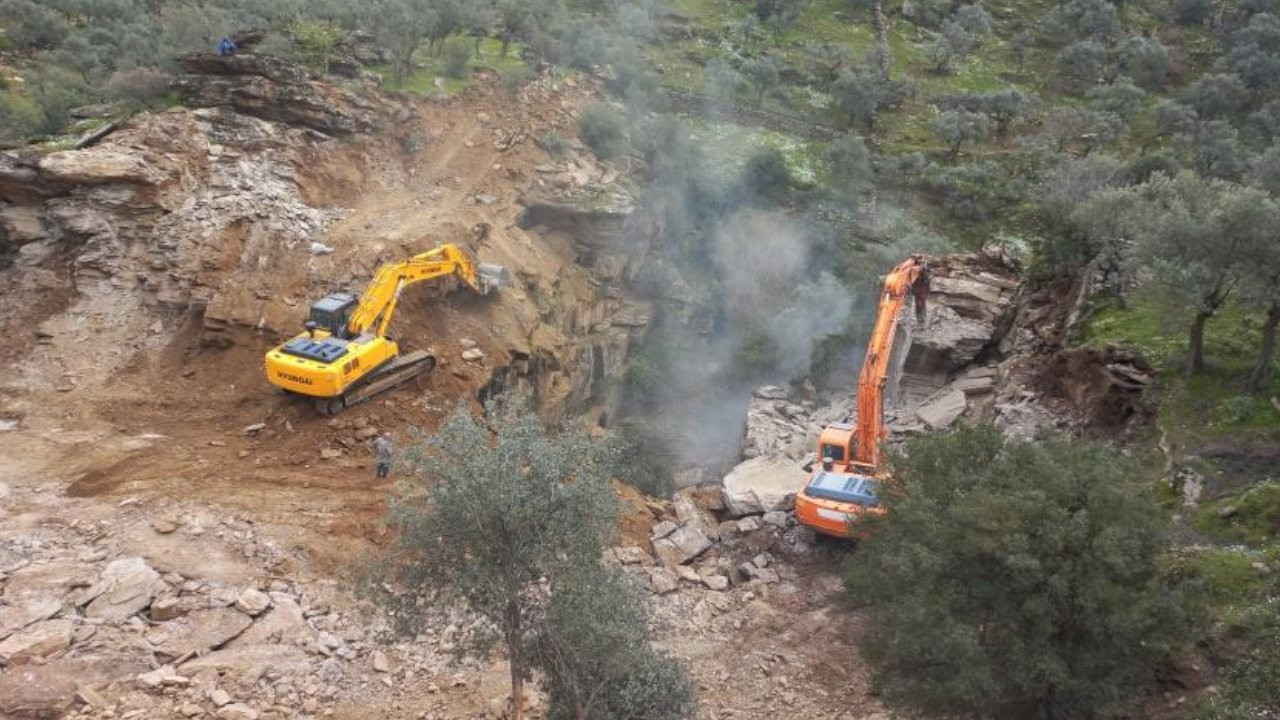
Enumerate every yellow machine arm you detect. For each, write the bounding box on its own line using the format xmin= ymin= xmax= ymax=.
xmin=347 ymin=244 xmax=503 ymax=339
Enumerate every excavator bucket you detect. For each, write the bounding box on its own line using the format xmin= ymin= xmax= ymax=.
xmin=476 ymin=263 xmax=511 ymax=295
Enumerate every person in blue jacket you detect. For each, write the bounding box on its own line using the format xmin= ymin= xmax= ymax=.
xmin=217 ymin=37 xmax=237 ymax=56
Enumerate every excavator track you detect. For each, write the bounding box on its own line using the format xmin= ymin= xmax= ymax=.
xmin=310 ymin=350 xmax=437 ymax=415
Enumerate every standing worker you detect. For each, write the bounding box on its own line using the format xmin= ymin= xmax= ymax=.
xmin=373 ymin=432 xmax=393 ymax=478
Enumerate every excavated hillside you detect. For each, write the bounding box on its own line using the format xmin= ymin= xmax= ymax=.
xmin=0 ymin=53 xmax=1152 ymax=720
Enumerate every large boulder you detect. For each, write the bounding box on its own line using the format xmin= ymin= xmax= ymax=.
xmin=0 ymin=559 xmax=95 ymax=641
xmin=722 ymin=455 xmax=808 ymax=516
xmin=0 ymin=655 xmax=147 ymax=719
xmin=148 ymin=608 xmax=253 ymax=659
xmin=228 ymin=597 xmax=313 ymax=648
xmin=0 ymin=620 xmax=73 ymax=665
xmin=917 ymin=388 xmax=968 ymax=429
xmin=80 ymin=557 xmax=162 ymax=624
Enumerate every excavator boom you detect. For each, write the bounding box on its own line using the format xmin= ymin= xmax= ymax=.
xmin=853 ymin=256 xmax=928 ymax=468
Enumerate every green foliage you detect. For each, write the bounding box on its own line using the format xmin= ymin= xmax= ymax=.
xmin=1182 ymin=73 xmax=1250 ymax=119
xmin=825 ymin=134 xmax=873 ymax=197
xmin=1116 ymin=34 xmax=1171 ymax=89
xmin=732 ymin=324 xmax=782 ymax=378
xmin=1054 ymin=40 xmax=1106 ymax=90
xmin=739 ymin=146 xmax=793 ymax=201
xmin=380 ymin=402 xmax=621 ymax=707
xmin=538 ymin=130 xmax=569 ymax=157
xmin=0 ymin=89 xmax=45 ymax=144
xmin=740 ymin=55 xmax=781 ymax=104
xmin=831 ymin=69 xmax=881 ymax=130
xmin=536 ymin=563 xmax=696 ymax=720
xmin=605 ymin=420 xmax=675 ymax=499
xmin=102 ymin=68 xmax=171 ymax=109
xmin=499 ymin=65 xmax=534 ymax=94
xmin=577 ymin=102 xmax=626 ymax=161
xmin=1087 ymin=78 xmax=1147 ymax=121
xmin=703 ymin=58 xmax=744 ymax=100
xmin=1195 ymin=483 xmax=1280 ymax=545
xmin=1076 ymin=173 xmax=1279 ymax=374
xmin=442 ymin=37 xmax=472 ymax=79
xmin=846 ymin=425 xmax=1180 ymax=720
xmin=290 ymin=20 xmax=345 ymax=73
xmin=929 ymin=109 xmax=988 ymax=158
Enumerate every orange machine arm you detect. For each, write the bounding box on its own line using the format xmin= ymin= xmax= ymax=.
xmin=853 ymin=256 xmax=929 ymax=468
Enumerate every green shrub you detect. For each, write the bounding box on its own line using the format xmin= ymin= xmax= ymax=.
xmin=740 ymin=146 xmax=793 ymax=202
xmin=442 ymin=38 xmax=472 ymax=79
xmin=577 ymin=102 xmax=626 ymax=160
xmin=0 ymin=89 xmax=44 ymax=144
xmin=290 ymin=20 xmax=345 ymax=72
xmin=103 ymin=68 xmax=171 ymax=108
xmin=499 ymin=65 xmax=534 ymax=95
xmin=538 ymin=130 xmax=569 ymax=157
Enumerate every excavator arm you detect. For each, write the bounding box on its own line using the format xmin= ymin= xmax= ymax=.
xmin=852 ymin=255 xmax=929 ymax=468
xmin=347 ymin=244 xmax=506 ymax=338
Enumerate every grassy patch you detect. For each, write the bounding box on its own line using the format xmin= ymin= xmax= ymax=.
xmin=373 ymin=39 xmax=527 ymax=98
xmin=1077 ymin=295 xmax=1280 ymax=446
xmin=686 ymin=117 xmax=825 ymax=185
xmin=1194 ymin=484 xmax=1280 ymax=546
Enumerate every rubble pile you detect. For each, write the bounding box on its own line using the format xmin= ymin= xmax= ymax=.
xmin=612 ymin=486 xmax=818 ymax=600
xmin=0 ymin=490 xmax=501 ymax=720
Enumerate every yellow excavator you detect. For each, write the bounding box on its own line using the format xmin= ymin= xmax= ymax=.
xmin=264 ymin=244 xmax=509 ymax=414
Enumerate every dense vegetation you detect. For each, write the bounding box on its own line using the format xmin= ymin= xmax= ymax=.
xmin=846 ymin=426 xmax=1179 ymax=720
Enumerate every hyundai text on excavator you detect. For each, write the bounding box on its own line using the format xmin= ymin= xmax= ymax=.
xmin=263 ymin=244 xmax=509 ymax=414
xmin=794 ymin=255 xmax=930 ymax=538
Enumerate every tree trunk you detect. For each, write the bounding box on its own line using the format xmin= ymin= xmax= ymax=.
xmin=1186 ymin=309 xmax=1212 ymax=376
xmin=872 ymin=0 xmax=891 ymax=82
xmin=1248 ymin=303 xmax=1280 ymax=390
xmin=506 ymin=601 xmax=524 ymax=720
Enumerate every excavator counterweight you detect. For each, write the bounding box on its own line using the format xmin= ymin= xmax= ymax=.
xmin=794 ymin=255 xmax=930 ymax=538
xmin=263 ymin=243 xmax=508 ymax=414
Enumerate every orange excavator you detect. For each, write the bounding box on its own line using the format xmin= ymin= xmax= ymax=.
xmin=793 ymin=254 xmax=930 ymax=538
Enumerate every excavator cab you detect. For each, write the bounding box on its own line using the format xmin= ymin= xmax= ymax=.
xmin=307 ymin=292 xmax=359 ymax=340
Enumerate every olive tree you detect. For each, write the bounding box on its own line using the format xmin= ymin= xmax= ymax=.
xmin=1076 ymin=173 xmax=1278 ymax=375
xmin=826 ymin=134 xmax=874 ymax=197
xmin=1116 ymin=34 xmax=1171 ymax=89
xmin=380 ymin=403 xmax=622 ymax=720
xmin=1178 ymin=120 xmax=1247 ymax=180
xmin=832 ymin=68 xmax=881 ymax=130
xmin=1055 ymin=40 xmax=1106 ymax=89
xmin=1181 ymin=73 xmax=1250 ymax=119
xmin=846 ymin=425 xmax=1179 ymax=720
xmin=740 ymin=55 xmax=781 ymax=105
xmin=1220 ymin=11 xmax=1280 ymax=91
xmin=1087 ymin=77 xmax=1146 ymax=121
xmin=930 ymin=109 xmax=989 ymax=158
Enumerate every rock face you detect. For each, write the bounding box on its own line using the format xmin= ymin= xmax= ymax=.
xmin=742 ymin=386 xmax=815 ymax=460
xmin=172 ymin=53 xmax=382 ymax=135
xmin=722 ymin=456 xmax=808 ymax=516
